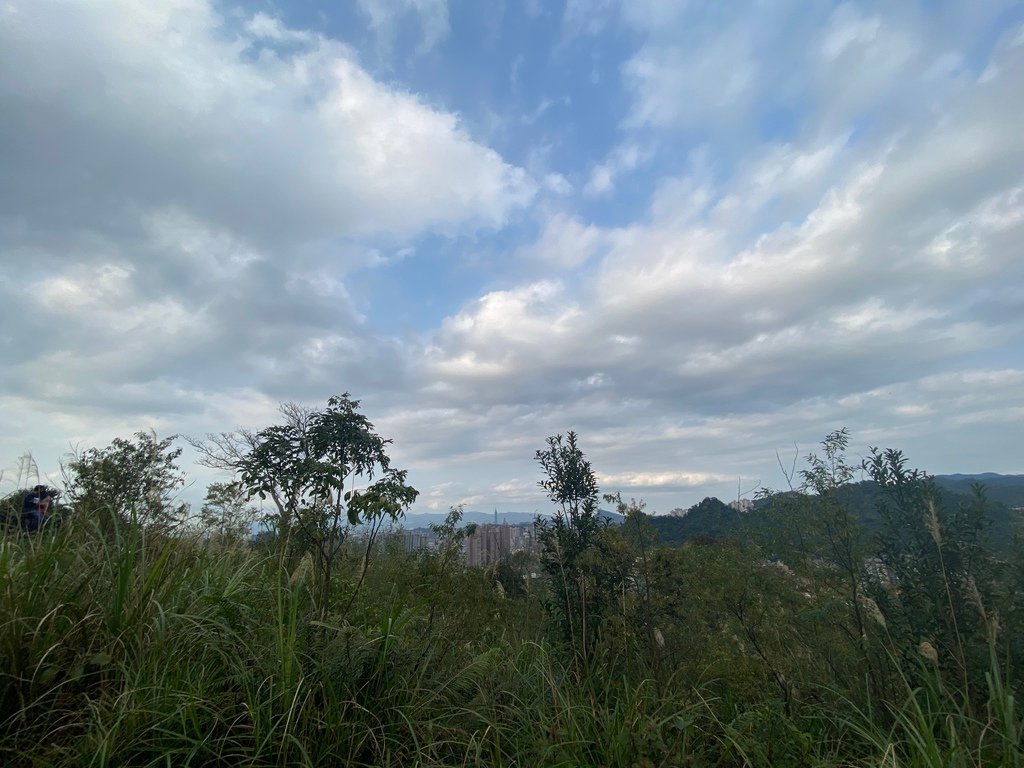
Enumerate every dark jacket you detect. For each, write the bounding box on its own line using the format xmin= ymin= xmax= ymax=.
xmin=21 ymin=491 xmax=47 ymax=533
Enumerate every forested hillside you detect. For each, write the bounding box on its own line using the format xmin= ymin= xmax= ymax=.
xmin=935 ymin=473 xmax=1024 ymax=509
xmin=651 ymin=478 xmax=1022 ymax=551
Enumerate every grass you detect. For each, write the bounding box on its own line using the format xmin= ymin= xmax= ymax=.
xmin=2 ymin=511 xmax=1023 ymax=767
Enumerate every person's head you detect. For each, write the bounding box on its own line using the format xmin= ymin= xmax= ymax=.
xmin=30 ymin=486 xmax=53 ymax=514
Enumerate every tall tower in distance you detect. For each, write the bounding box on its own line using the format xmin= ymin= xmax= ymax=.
xmin=494 ymin=508 xmax=498 ymax=525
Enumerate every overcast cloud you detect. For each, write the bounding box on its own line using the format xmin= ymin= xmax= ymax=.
xmin=1 ymin=0 xmax=1021 ymax=514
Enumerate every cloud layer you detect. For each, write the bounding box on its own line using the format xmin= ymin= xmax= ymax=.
xmin=1 ymin=1 xmax=1021 ymax=514
xmin=0 ymin=0 xmax=532 ymax=429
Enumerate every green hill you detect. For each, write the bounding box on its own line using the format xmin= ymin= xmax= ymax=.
xmin=934 ymin=473 xmax=1024 ymax=509
xmin=647 ymin=496 xmax=744 ymax=545
xmin=648 ymin=476 xmax=1024 ymax=552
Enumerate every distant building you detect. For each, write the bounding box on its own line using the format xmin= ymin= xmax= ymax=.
xmin=400 ymin=529 xmax=434 ymax=553
xmin=510 ymin=523 xmax=535 ymax=554
xmin=729 ymin=499 xmax=754 ymax=513
xmin=465 ymin=521 xmax=512 ymax=567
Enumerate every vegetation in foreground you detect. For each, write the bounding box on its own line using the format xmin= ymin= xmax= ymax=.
xmin=1 ymin=400 xmax=1023 ymax=767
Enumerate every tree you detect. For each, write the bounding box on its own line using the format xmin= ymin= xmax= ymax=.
xmin=189 ymin=402 xmax=313 ymax=541
xmin=536 ymin=431 xmax=599 ymax=527
xmin=759 ymin=429 xmax=890 ymax=707
xmin=865 ymin=447 xmax=994 ymax=708
xmin=192 ymin=394 xmax=418 ymax=618
xmin=429 ymin=505 xmax=475 ymax=575
xmin=64 ymin=431 xmax=188 ymax=533
xmin=794 ymin=430 xmax=872 ymax=659
xmin=199 ymin=481 xmax=259 ymax=541
xmin=603 ymin=493 xmax=661 ymax=678
xmin=534 ymin=431 xmax=607 ymax=662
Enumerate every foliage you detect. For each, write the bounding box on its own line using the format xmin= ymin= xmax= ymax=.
xmin=865 ymin=447 xmax=997 ymax=710
xmin=599 ymin=493 xmax=662 ymax=678
xmin=758 ymin=429 xmax=893 ymax=708
xmin=199 ymin=480 xmax=259 ymax=541
xmin=648 ymin=496 xmax=744 ymax=545
xmin=533 ymin=431 xmax=616 ymax=663
xmin=535 ymin=430 xmax=600 ymax=524
xmin=236 ymin=394 xmax=418 ymax=618
xmin=2 ymin=425 xmax=1023 ymax=767
xmin=63 ymin=430 xmax=188 ymax=532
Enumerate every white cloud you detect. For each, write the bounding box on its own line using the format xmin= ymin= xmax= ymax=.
xmin=491 ymin=478 xmax=541 ymax=502
xmin=820 ymin=5 xmax=882 ymax=61
xmin=543 ymin=173 xmax=573 ymax=195
xmin=357 ymin=0 xmax=450 ymax=54
xmin=623 ymin=30 xmax=758 ymax=129
xmin=415 ymin=3 xmax=1022 ymax=512
xmin=598 ymin=470 xmax=728 ymax=489
xmin=411 ymin=21 xmax=1024 ymax=510
xmin=584 ymin=143 xmax=647 ymax=197
xmin=428 ymin=281 xmax=583 ymax=382
xmin=2 ymin=0 xmax=1022 ymax=518
xmin=0 ymin=1 xmax=533 ymax=249
xmin=516 ymin=213 xmax=606 ymax=269
xmin=0 ymin=0 xmax=535 ymax=494
xmin=562 ymin=0 xmax=618 ymax=40
xmin=245 ymin=11 xmax=313 ymax=43
xmin=617 ymin=1 xmax=1012 ymax=138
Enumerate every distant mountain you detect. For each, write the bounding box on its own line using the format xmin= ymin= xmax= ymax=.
xmin=396 ymin=477 xmax=1024 ymax=541
xmin=934 ymin=474 xmax=1024 ymax=509
xmin=598 ymin=508 xmax=625 ymax=524
xmin=647 ymin=474 xmax=1024 ymax=551
xmin=816 ymin=478 xmax=1021 ymax=550
xmin=648 ymin=497 xmax=744 ymax=545
xmin=940 ymin=473 xmax=1012 ymax=479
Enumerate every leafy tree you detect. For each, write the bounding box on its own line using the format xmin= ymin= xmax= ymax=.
xmin=429 ymin=505 xmax=476 ymax=574
xmin=187 ymin=402 xmax=311 ymax=538
xmin=196 ymin=394 xmax=418 ymax=618
xmin=865 ymin=447 xmax=995 ymax=706
xmin=649 ymin=496 xmax=743 ymax=545
xmin=603 ymin=493 xmax=661 ymax=676
xmin=232 ymin=402 xmax=316 ymax=542
xmin=64 ymin=431 xmax=188 ymax=533
xmin=644 ymin=541 xmax=816 ymax=719
xmin=534 ymin=431 xmax=609 ymax=662
xmin=759 ymin=429 xmax=891 ymax=707
xmin=490 ymin=550 xmax=534 ymax=600
xmin=1005 ymin=520 xmax=1024 ymax=681
xmin=199 ymin=481 xmax=259 ymax=541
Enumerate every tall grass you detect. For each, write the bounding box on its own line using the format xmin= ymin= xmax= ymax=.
xmin=2 ymin=516 xmax=274 ymax=765
xmin=0 ymin=521 xmax=701 ymax=766
xmin=2 ymin=511 xmax=1022 ymax=766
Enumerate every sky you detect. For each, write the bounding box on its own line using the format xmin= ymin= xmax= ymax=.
xmin=1 ymin=0 xmax=1022 ymax=516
